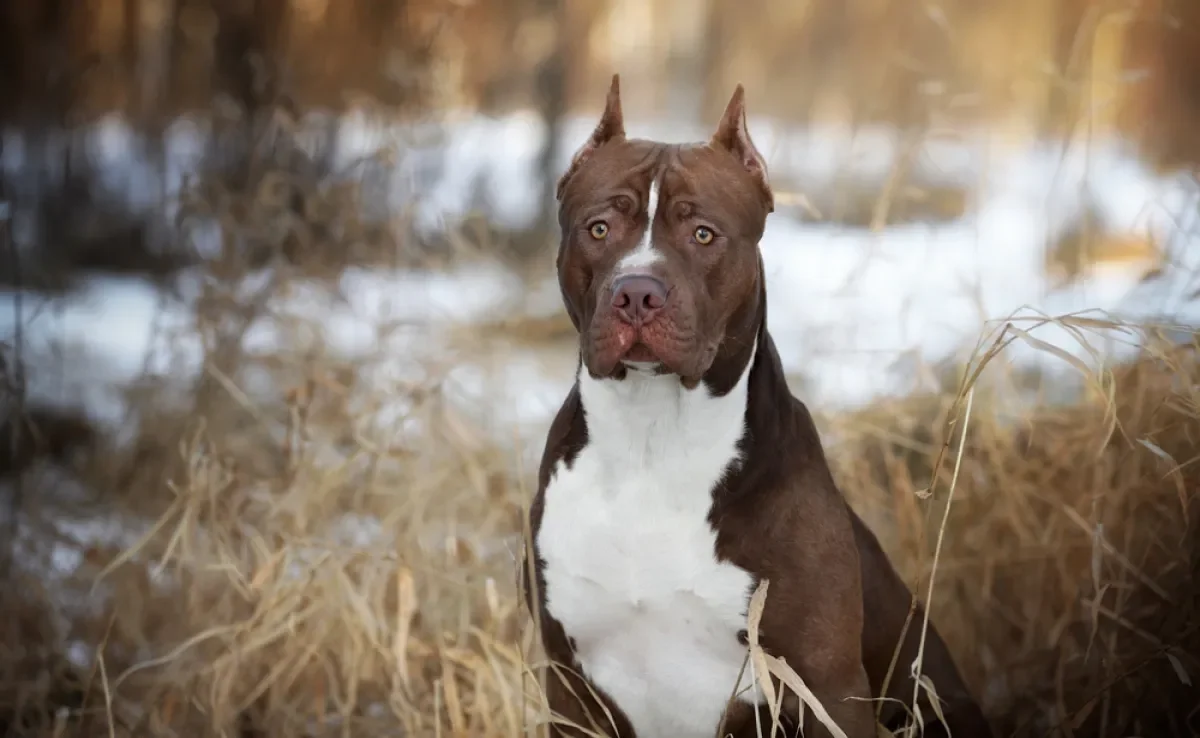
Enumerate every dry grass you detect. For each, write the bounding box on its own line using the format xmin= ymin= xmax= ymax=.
xmin=825 ymin=321 xmax=1199 ymax=736
xmin=3 ymin=291 xmax=541 ymax=737
xmin=4 ymin=269 xmax=1197 ymax=738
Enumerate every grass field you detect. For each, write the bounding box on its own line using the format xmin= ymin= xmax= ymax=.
xmin=1 ymin=102 xmax=1198 ymax=737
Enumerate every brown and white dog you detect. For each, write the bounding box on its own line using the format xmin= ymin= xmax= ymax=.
xmin=524 ymin=76 xmax=992 ymax=738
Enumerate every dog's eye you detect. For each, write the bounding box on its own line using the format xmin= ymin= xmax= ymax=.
xmin=589 ymin=221 xmax=609 ymax=240
xmin=694 ymin=226 xmax=715 ymax=245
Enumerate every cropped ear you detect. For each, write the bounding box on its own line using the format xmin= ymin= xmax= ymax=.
xmin=711 ymin=84 xmax=774 ymax=213
xmin=556 ymin=74 xmax=626 ymax=201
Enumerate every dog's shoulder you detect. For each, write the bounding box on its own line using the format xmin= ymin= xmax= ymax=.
xmin=534 ymin=380 xmax=587 ymax=501
xmin=715 ymin=376 xmax=861 ymax=583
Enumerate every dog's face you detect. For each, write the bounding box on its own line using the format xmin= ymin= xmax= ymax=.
xmin=554 ymin=76 xmax=775 ymax=387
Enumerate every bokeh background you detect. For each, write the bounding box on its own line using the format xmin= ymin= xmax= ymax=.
xmin=0 ymin=0 xmax=1198 ymax=736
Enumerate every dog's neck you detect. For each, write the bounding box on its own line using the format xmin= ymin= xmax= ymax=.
xmin=576 ymin=337 xmax=758 ymax=474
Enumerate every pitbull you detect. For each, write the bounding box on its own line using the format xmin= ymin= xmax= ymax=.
xmin=523 ymin=75 xmax=991 ymax=738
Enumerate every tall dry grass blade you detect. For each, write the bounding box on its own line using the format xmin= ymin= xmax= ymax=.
xmin=909 ymin=388 xmax=975 ymax=733
xmin=745 ymin=579 xmax=779 ymax=730
xmin=98 ymin=654 xmax=116 ymax=738
xmin=394 ymin=566 xmax=417 ymax=692
xmin=1135 ymin=438 xmax=1191 ymax=522
xmin=90 ymin=492 xmax=184 ymax=591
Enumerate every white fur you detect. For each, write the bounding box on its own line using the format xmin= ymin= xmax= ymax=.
xmin=617 ymin=179 xmax=662 ymax=271
xmin=537 ymin=342 xmax=762 ymax=738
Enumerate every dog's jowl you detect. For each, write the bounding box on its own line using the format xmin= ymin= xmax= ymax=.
xmin=524 ymin=75 xmax=994 ymax=738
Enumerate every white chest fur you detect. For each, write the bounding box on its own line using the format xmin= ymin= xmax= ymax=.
xmin=537 ymin=352 xmax=762 ymax=738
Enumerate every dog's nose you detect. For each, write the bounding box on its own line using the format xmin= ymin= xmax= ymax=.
xmin=611 ymin=274 xmax=668 ymax=324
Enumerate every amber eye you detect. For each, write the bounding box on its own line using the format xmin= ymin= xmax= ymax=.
xmin=589 ymin=221 xmax=609 ymax=240
xmin=694 ymin=226 xmax=715 ymax=245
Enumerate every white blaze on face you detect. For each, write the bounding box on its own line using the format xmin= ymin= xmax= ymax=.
xmin=617 ymin=179 xmax=662 ymax=271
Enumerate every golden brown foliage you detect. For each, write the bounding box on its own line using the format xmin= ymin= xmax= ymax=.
xmin=1 ymin=276 xmax=1196 ymax=737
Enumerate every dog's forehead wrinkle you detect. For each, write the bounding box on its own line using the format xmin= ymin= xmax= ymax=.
xmin=568 ymin=150 xmax=662 ymax=221
xmin=615 ymin=170 xmax=665 ymax=272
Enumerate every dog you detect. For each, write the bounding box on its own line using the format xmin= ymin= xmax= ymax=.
xmin=523 ymin=75 xmax=992 ymax=738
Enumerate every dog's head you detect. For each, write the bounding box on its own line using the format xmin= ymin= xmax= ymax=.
xmin=554 ymin=75 xmax=774 ymax=389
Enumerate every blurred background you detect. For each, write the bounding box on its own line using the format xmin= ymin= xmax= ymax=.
xmin=0 ymin=0 xmax=1197 ymax=736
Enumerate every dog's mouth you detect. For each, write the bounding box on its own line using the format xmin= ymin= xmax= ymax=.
xmin=621 ymin=342 xmax=660 ymax=366
xmin=586 ymin=317 xmax=718 ymax=382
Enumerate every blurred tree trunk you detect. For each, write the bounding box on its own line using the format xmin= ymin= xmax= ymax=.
xmin=146 ymin=0 xmax=185 ymax=273
xmin=5 ymin=0 xmax=74 ymax=288
xmin=700 ymin=0 xmax=726 ymax=124
xmin=533 ymin=0 xmax=567 ymax=246
xmin=206 ymin=0 xmax=290 ymax=190
xmin=212 ymin=0 xmax=288 ymax=115
xmin=1130 ymin=0 xmax=1200 ymax=169
xmin=134 ymin=0 xmax=176 ymax=126
xmin=663 ymin=0 xmax=709 ymax=123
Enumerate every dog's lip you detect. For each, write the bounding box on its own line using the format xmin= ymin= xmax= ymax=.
xmin=620 ymin=359 xmax=661 ymax=373
xmin=622 ymin=342 xmax=659 ymax=363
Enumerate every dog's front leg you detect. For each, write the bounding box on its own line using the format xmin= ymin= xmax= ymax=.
xmin=791 ymin=657 xmax=876 ymax=738
xmin=543 ymin=659 xmax=631 ymax=738
xmin=744 ymin=491 xmax=879 ymax=738
xmin=749 ymin=584 xmax=878 ymax=738
xmin=726 ymin=653 xmax=874 ymax=738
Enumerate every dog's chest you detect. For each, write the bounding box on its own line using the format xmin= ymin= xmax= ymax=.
xmin=538 ymin=431 xmax=759 ymax=738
